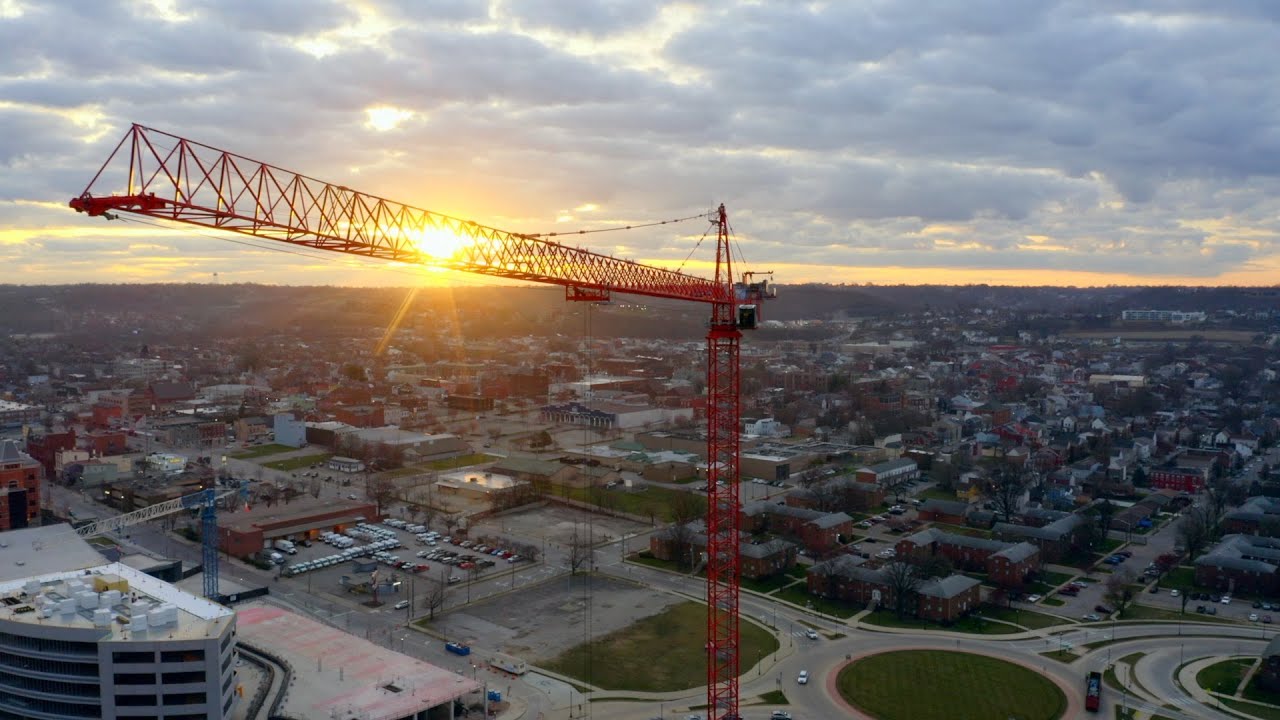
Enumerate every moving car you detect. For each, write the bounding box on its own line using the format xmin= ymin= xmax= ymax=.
xmin=805 ymin=629 xmax=819 ymax=640
xmin=797 ymin=670 xmax=809 ymax=685
xmin=394 ymin=600 xmax=411 ymax=610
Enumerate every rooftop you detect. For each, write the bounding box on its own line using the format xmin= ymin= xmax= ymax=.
xmin=0 ymin=562 xmax=233 ymax=641
xmin=220 ymin=496 xmax=374 ymax=534
xmin=0 ymin=524 xmax=109 ymax=583
xmin=236 ymin=603 xmax=480 ymax=718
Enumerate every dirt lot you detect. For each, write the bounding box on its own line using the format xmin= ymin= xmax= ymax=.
xmin=441 ymin=573 xmax=679 ymax=662
xmin=470 ymin=502 xmax=652 ymax=548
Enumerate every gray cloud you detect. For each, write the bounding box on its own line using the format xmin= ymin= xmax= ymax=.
xmin=1 ymin=0 xmax=1279 ymax=284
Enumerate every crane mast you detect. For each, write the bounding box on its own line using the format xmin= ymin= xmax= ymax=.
xmin=70 ymin=124 xmax=774 ymax=719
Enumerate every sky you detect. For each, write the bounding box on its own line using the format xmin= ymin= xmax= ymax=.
xmin=2 ymin=0 xmax=1280 ymax=288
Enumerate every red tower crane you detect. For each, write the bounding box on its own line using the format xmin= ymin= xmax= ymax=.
xmin=70 ymin=124 xmax=774 ymax=719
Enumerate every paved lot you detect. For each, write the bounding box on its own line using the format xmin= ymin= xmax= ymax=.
xmin=439 ymin=573 xmax=678 ymax=662
xmin=473 ymin=502 xmax=651 ymax=548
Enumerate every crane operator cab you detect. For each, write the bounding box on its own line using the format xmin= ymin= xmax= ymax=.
xmin=734 ymin=274 xmax=776 ymax=330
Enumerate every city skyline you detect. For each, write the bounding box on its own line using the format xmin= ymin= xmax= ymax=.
xmin=3 ymin=1 xmax=1280 ymax=287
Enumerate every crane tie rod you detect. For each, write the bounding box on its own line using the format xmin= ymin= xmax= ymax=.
xmin=520 ymin=211 xmax=715 ymax=239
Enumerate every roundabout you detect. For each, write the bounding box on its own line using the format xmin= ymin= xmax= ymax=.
xmin=835 ymin=649 xmax=1068 ymax=720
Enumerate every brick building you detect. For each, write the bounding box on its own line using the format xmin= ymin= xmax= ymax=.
xmin=896 ymin=528 xmax=1039 ymax=589
xmin=0 ymin=440 xmax=42 ymax=531
xmin=218 ymin=497 xmax=379 ymax=558
xmin=993 ymin=512 xmax=1086 ymax=563
xmin=785 ymin=476 xmax=884 ymax=513
xmin=24 ymin=429 xmax=76 ymax=479
xmin=805 ymin=557 xmax=981 ymax=623
xmin=650 ymin=522 xmax=797 ymax=580
xmin=918 ymin=499 xmax=970 ymax=525
xmin=740 ymin=501 xmax=852 ymax=555
xmin=1193 ymin=535 xmax=1280 ymax=597
xmin=1224 ymin=497 xmax=1280 ymax=537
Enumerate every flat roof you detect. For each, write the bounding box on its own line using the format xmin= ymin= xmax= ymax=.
xmin=0 ymin=524 xmax=108 ymax=583
xmin=220 ymin=497 xmax=375 ymax=534
xmin=0 ymin=562 xmax=234 ymax=641
xmin=236 ymin=603 xmax=480 ymax=717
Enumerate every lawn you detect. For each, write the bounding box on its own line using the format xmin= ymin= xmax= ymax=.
xmin=1160 ymin=566 xmax=1196 ymax=590
xmin=837 ymin=650 xmax=1067 ymax=720
xmin=262 ymin=453 xmax=333 ymax=471
xmin=231 ymin=443 xmax=298 ymax=459
xmin=541 ymin=600 xmax=779 ymax=692
xmin=1119 ymin=603 xmax=1237 ymax=624
xmin=417 ymin=453 xmax=497 ymax=471
xmin=919 ymin=487 xmax=960 ymax=502
xmin=1039 ymin=570 xmax=1076 ymax=587
xmin=1197 ymin=658 xmax=1254 ymax=696
xmin=1042 ymin=597 xmax=1066 ymax=607
xmin=774 ymin=585 xmax=860 ymax=618
xmin=561 ymin=484 xmax=701 ymax=522
xmin=861 ymin=610 xmax=1019 ymax=635
xmin=740 ymin=573 xmax=798 ymax=594
xmin=1222 ymin=698 xmax=1280 ymax=720
xmin=980 ymin=606 xmax=1074 ymax=630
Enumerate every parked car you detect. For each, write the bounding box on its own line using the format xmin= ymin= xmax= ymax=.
xmin=1095 ymin=604 xmax=1114 ymax=614
xmin=1082 ymin=613 xmax=1101 ymax=622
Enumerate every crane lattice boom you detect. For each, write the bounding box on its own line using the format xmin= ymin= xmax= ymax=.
xmin=70 ymin=124 xmax=774 ymax=719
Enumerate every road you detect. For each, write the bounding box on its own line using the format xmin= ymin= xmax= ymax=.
xmin=45 ymin=443 xmax=1280 ymax=720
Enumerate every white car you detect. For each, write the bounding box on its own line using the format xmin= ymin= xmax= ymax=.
xmin=1170 ymin=589 xmax=1180 ymax=597
xmin=797 ymin=670 xmax=809 ymax=685
xmin=1222 ymin=595 xmax=1233 ymax=605
xmin=805 ymin=629 xmax=819 ymax=640
xmin=1026 ymin=594 xmax=1042 ymax=603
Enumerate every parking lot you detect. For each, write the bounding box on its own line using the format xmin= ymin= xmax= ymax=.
xmin=436 ymin=573 xmax=678 ymax=663
xmin=470 ymin=503 xmax=652 ymax=550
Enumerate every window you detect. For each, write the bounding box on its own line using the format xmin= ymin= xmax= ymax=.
xmin=114 ymin=672 xmax=155 ymax=685
xmin=162 ymin=670 xmax=205 ymax=684
xmin=115 ymin=694 xmax=158 ymax=706
xmin=113 ymin=651 xmax=154 ymax=664
xmin=163 ymin=691 xmax=206 ymax=706
xmin=160 ymin=649 xmax=204 ymax=663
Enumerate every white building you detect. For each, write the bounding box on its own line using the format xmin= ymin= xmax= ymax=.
xmin=1121 ymin=309 xmax=1206 ymax=324
xmin=0 ymin=549 xmax=237 ymax=720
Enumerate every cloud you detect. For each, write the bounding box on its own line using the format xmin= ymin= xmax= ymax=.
xmin=1 ymin=0 xmax=1279 ymax=285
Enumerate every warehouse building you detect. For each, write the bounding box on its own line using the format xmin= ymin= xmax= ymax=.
xmin=217 ymin=496 xmax=377 ymax=558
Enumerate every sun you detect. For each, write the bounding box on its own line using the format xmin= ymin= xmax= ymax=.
xmin=404 ymin=227 xmax=468 ymax=260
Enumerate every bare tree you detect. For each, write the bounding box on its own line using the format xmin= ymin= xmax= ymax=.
xmin=1104 ymin=569 xmax=1136 ymax=615
xmin=309 ymin=476 xmax=322 ymax=499
xmin=1176 ymin=504 xmax=1216 ymax=560
xmin=914 ymin=554 xmax=954 ymax=580
xmin=809 ymin=559 xmax=841 ymax=601
xmin=420 ymin=579 xmax=446 ymax=620
xmin=568 ymin=528 xmax=592 ymax=574
xmin=364 ymin=475 xmax=397 ymax=517
xmin=982 ymin=463 xmax=1029 ymax=524
xmin=442 ymin=513 xmax=461 ymax=536
xmin=1092 ymin=499 xmax=1116 ymax=539
xmin=881 ymin=561 xmax=923 ymax=619
xmin=879 ymin=474 xmax=915 ymax=504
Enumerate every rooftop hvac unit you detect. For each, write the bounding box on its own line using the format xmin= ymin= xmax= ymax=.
xmin=92 ymin=608 xmax=112 ymax=627
xmin=57 ymin=599 xmax=77 ymax=615
xmin=22 ymin=580 xmax=40 ymax=595
xmin=77 ymin=591 xmax=98 ymax=610
xmin=103 ymin=590 xmax=123 ymax=607
xmin=128 ymin=613 xmax=148 ymax=632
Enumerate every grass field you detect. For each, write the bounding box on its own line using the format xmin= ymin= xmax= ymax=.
xmin=774 ymin=585 xmax=860 ymax=618
xmin=542 ymin=601 xmax=779 ymax=692
xmin=979 ymin=606 xmax=1074 ymax=630
xmin=1197 ymin=658 xmax=1254 ymax=696
xmin=1243 ymin=674 xmax=1280 ymax=706
xmin=1222 ymin=697 xmax=1280 ymax=720
xmin=861 ymin=610 xmax=1019 ymax=635
xmin=1160 ymin=566 xmax=1196 ymax=590
xmin=262 ymin=453 xmax=333 ymax=471
xmin=560 ymin=484 xmax=701 ymax=522
xmin=837 ymin=650 xmax=1067 ymax=720
xmin=231 ymin=443 xmax=298 ymax=459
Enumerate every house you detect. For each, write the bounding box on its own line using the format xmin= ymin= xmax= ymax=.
xmin=144 ymin=381 xmax=196 ymax=410
xmin=916 ymin=575 xmax=983 ymax=623
xmin=785 ymin=476 xmax=884 ymax=513
xmin=918 ymin=499 xmax=970 ymax=525
xmin=993 ymin=512 xmax=1085 ymax=563
xmin=1224 ymin=497 xmax=1280 ymax=537
xmin=805 ymin=558 xmax=980 ymax=623
xmin=855 ymin=458 xmax=920 ymax=489
xmin=651 ymin=522 xmax=797 ymax=580
xmin=1194 ymin=535 xmax=1280 ymax=597
xmin=895 ymin=528 xmax=1039 ymax=589
xmin=740 ymin=501 xmax=852 ymax=556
